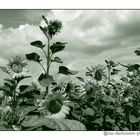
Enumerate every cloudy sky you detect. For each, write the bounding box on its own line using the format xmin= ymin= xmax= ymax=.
xmin=0 ymin=10 xmax=140 ymax=84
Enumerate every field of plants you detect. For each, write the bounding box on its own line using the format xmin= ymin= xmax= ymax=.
xmin=0 ymin=15 xmax=140 ymax=131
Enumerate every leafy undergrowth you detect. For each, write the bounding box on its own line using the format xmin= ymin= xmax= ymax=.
xmin=0 ymin=15 xmax=140 ymax=131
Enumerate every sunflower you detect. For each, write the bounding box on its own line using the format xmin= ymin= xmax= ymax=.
xmin=78 ymin=79 xmax=97 ymax=97
xmin=48 ymin=20 xmax=62 ymax=38
xmin=86 ymin=64 xmax=107 ymax=82
xmin=7 ymin=56 xmax=29 ymax=78
xmin=45 ymin=92 xmax=70 ymax=119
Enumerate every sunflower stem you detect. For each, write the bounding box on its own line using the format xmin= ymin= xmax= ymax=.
xmin=107 ymin=67 xmax=111 ymax=84
xmin=44 ymin=33 xmax=51 ymax=97
xmin=39 ymin=62 xmax=47 ymax=74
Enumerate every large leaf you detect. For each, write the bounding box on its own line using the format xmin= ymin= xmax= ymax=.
xmin=22 ymin=116 xmax=86 ymax=130
xmin=26 ymin=52 xmax=42 ymax=63
xmin=52 ymin=57 xmax=63 ymax=63
xmin=16 ymin=106 xmax=37 ymax=118
xmin=31 ymin=40 xmax=45 ymax=49
xmin=58 ymin=66 xmax=78 ymax=75
xmin=38 ymin=73 xmax=54 ymax=87
xmin=50 ymin=42 xmax=66 ymax=54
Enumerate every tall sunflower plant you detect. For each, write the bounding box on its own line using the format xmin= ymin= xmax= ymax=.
xmin=0 ymin=15 xmax=86 ymax=130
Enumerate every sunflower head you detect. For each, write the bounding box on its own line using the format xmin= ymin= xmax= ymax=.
xmin=46 ymin=93 xmax=63 ymax=114
xmin=48 ymin=20 xmax=62 ymax=38
xmin=7 ymin=56 xmax=28 ymax=78
xmin=86 ymin=65 xmax=106 ymax=81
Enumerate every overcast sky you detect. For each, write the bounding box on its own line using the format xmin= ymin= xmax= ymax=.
xmin=0 ymin=10 xmax=140 ymax=84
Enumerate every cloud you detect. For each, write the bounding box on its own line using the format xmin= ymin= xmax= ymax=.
xmin=0 ymin=10 xmax=140 ymax=84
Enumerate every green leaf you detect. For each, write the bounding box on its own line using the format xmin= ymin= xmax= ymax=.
xmin=0 ymin=66 xmax=9 ymax=73
xmin=111 ymin=69 xmax=120 ymax=75
xmin=116 ymin=107 xmax=125 ymax=116
xmin=15 ymin=75 xmax=31 ymax=83
xmin=39 ymin=26 xmax=48 ymax=36
xmin=42 ymin=15 xmax=48 ymax=24
xmin=38 ymin=73 xmax=54 ymax=87
xmin=113 ymin=126 xmax=120 ymax=131
xmin=16 ymin=106 xmax=37 ymax=118
xmin=62 ymin=119 xmax=86 ymax=130
xmin=52 ymin=57 xmax=63 ymax=63
xmin=58 ymin=66 xmax=78 ymax=75
xmin=123 ymin=127 xmax=129 ymax=131
xmin=31 ymin=40 xmax=45 ymax=49
xmin=50 ymin=42 xmax=66 ymax=54
xmin=20 ymin=86 xmax=37 ymax=95
xmin=134 ymin=49 xmax=140 ymax=56
xmin=127 ymin=64 xmax=140 ymax=71
xmin=105 ymin=115 xmax=115 ymax=123
xmin=129 ymin=115 xmax=139 ymax=123
xmin=93 ymin=117 xmax=103 ymax=126
xmin=26 ymin=52 xmax=42 ymax=63
xmin=22 ymin=116 xmax=86 ymax=130
xmin=85 ymin=72 xmax=92 ymax=76
xmin=76 ymin=77 xmax=85 ymax=82
xmin=83 ymin=108 xmax=95 ymax=116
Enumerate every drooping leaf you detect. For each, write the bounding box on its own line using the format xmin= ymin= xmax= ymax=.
xmin=58 ymin=66 xmax=78 ymax=75
xmin=22 ymin=116 xmax=86 ymax=130
xmin=50 ymin=42 xmax=66 ymax=54
xmin=26 ymin=52 xmax=42 ymax=63
xmin=134 ymin=49 xmax=140 ymax=56
xmin=76 ymin=77 xmax=85 ymax=82
xmin=31 ymin=40 xmax=45 ymax=49
xmin=83 ymin=108 xmax=95 ymax=116
xmin=105 ymin=115 xmax=115 ymax=123
xmin=52 ymin=57 xmax=63 ymax=63
xmin=38 ymin=73 xmax=54 ymax=87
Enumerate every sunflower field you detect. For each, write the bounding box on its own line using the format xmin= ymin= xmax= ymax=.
xmin=0 ymin=15 xmax=140 ymax=131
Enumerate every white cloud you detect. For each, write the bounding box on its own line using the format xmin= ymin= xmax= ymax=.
xmin=0 ymin=10 xmax=140 ymax=83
